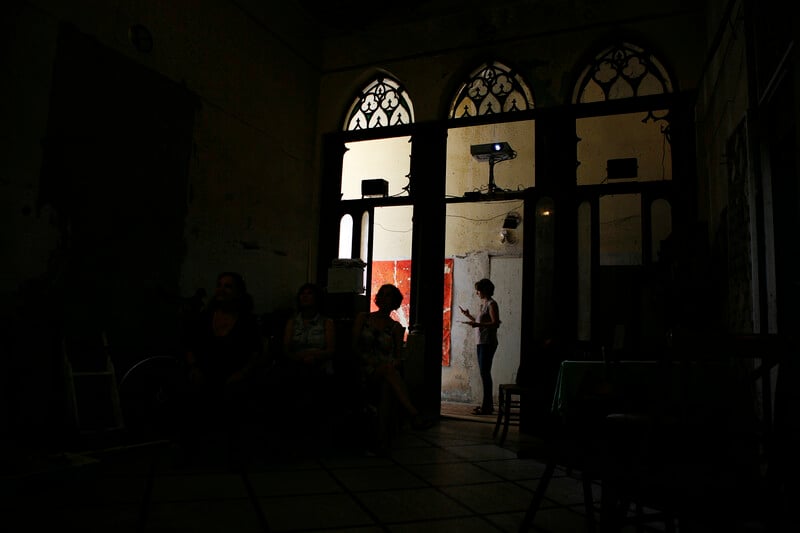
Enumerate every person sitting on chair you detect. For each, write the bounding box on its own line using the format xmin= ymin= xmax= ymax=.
xmin=181 ymin=271 xmax=263 ymax=467
xmin=281 ymin=282 xmax=336 ymax=440
xmin=353 ymin=283 xmax=433 ymax=453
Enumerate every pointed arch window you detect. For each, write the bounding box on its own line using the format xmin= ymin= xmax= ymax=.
xmin=344 ymin=76 xmax=414 ymax=131
xmin=449 ymin=60 xmax=534 ymax=119
xmin=573 ymin=42 xmax=673 ymax=103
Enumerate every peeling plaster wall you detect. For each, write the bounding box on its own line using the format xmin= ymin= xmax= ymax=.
xmin=443 ymin=251 xmax=522 ymax=405
xmin=695 ymin=0 xmax=756 ymax=332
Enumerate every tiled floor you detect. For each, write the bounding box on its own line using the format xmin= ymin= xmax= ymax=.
xmin=3 ymin=402 xmax=773 ymax=532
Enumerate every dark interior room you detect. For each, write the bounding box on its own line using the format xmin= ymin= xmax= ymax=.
xmin=2 ymin=0 xmax=798 ymax=531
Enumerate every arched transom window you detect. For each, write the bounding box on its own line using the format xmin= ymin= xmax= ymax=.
xmin=449 ymin=60 xmax=534 ymax=119
xmin=573 ymin=42 xmax=673 ymax=103
xmin=344 ymin=76 xmax=414 ymax=131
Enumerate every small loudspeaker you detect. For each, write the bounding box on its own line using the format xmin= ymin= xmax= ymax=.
xmin=607 ymin=158 xmax=638 ymax=179
xmin=361 ymin=179 xmax=388 ymax=197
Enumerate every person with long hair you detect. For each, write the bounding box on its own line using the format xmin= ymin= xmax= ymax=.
xmin=185 ymin=272 xmax=261 ymax=388
xmin=181 ymin=271 xmax=263 ymax=467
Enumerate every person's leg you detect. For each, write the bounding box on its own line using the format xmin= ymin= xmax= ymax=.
xmin=477 ymin=343 xmax=497 ymax=413
xmin=376 ymin=379 xmax=394 ymax=452
xmin=474 ymin=345 xmax=485 ymax=413
xmin=377 ymin=364 xmax=418 ymax=417
xmin=222 ymin=379 xmax=251 ymax=470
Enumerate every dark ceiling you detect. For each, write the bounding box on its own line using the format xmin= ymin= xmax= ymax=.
xmin=301 ymin=0 xmax=438 ymax=33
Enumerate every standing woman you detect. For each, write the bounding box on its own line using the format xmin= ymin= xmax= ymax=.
xmin=459 ymin=278 xmax=500 ymax=415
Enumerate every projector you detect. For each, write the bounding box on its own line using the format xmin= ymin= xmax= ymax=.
xmin=470 ymin=142 xmax=516 ymax=162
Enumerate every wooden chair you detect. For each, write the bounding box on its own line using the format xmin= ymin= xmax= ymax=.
xmin=496 ymin=338 xmax=569 ymax=446
xmin=493 ymin=383 xmax=532 ymax=445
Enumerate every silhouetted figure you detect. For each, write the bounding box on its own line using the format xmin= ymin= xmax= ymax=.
xmin=459 ymin=278 xmax=501 ymax=415
xmin=281 ymin=283 xmax=336 ymax=442
xmin=179 ymin=271 xmax=263 ymax=468
xmin=353 ymin=284 xmax=433 ymax=453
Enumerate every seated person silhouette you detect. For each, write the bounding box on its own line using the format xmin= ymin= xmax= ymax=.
xmin=353 ymin=283 xmax=433 ymax=454
xmin=179 ymin=271 xmax=263 ymax=467
xmin=281 ymin=283 xmax=337 ymax=442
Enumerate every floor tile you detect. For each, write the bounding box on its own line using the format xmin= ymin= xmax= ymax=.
xmin=146 ymin=499 xmax=265 ymax=532
xmin=407 ymin=461 xmax=503 ymax=486
xmin=248 ymin=468 xmax=343 ymax=496
xmin=483 ymin=511 xmax=533 ymax=533
xmin=516 ymin=474 xmax=600 ymax=506
xmin=9 ymin=413 xmax=752 ymax=533
xmin=444 ymin=444 xmax=519 ymax=461
xmin=260 ymin=492 xmax=376 ymax=531
xmin=388 ymin=515 xmax=505 ymax=532
xmin=332 ymin=464 xmax=428 ymax=491
xmin=68 ymin=474 xmax=151 ymax=503
xmin=150 ymin=472 xmax=251 ymax=501
xmin=525 ymin=505 xmax=597 ymax=532
xmin=439 ymin=480 xmax=535 ymax=514
xmin=355 ymin=486 xmax=471 ymax=522
xmin=477 ymin=458 xmax=550 ymax=480
xmin=389 ymin=445 xmax=464 ymax=465
xmin=390 ymin=432 xmax=439 ymax=449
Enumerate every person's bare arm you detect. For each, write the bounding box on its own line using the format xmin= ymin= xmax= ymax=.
xmin=186 ymin=350 xmax=205 ymax=384
xmin=352 ymin=312 xmax=367 ymax=353
xmin=391 ymin=321 xmax=406 ymax=360
xmin=486 ymin=300 xmax=500 ymax=329
xmin=459 ymin=305 xmax=481 ymax=328
xmin=283 ymin=318 xmax=296 ymax=358
xmin=322 ymin=318 xmax=336 ymax=358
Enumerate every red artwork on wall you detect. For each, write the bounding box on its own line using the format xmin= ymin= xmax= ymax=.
xmin=370 ymin=258 xmax=454 ymax=366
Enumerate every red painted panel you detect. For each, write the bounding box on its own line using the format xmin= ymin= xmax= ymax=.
xmin=370 ymin=259 xmax=454 ymax=366
xmin=442 ymin=258 xmax=453 ymax=366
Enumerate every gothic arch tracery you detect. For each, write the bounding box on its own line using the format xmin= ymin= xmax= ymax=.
xmin=449 ymin=60 xmax=534 ymax=119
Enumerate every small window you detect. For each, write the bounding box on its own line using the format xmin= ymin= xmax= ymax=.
xmin=576 ymin=111 xmax=672 ymax=185
xmin=573 ymin=42 xmax=673 ymax=104
xmin=338 ymin=214 xmax=354 ymax=258
xmin=344 ymin=76 xmax=414 ymax=131
xmin=449 ymin=60 xmax=534 ymax=119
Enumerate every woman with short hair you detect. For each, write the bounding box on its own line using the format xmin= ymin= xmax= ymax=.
xmin=459 ymin=278 xmax=501 ymax=415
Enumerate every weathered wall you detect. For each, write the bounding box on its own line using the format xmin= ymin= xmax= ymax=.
xmin=1 ymin=0 xmax=322 ymax=439
xmin=3 ymin=0 xmax=322 ymax=333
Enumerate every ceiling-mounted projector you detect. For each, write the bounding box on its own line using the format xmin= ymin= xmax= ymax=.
xmin=470 ymin=142 xmax=516 ymax=162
